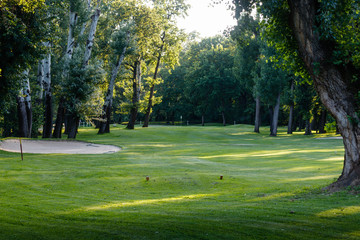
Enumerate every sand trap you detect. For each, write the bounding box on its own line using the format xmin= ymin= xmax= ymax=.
xmin=317 ymin=137 xmax=343 ymax=140
xmin=0 ymin=139 xmax=121 ymax=154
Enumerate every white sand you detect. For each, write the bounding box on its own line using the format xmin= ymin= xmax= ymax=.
xmin=316 ymin=137 xmax=342 ymax=140
xmin=0 ymin=139 xmax=121 ymax=154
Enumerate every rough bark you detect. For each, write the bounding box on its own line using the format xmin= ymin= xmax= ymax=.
xmin=98 ymin=42 xmax=127 ymax=134
xmin=42 ymin=44 xmax=53 ymax=138
xmin=143 ymin=32 xmax=165 ymax=128
xmin=269 ymin=106 xmax=274 ymax=134
xmin=67 ymin=114 xmax=79 ymax=139
xmin=16 ymin=70 xmax=32 ymax=138
xmin=254 ymin=96 xmax=261 ymax=133
xmin=287 ymin=81 xmax=295 ymax=134
xmin=17 ymin=96 xmax=29 ymax=138
xmin=65 ymin=10 xmax=77 ymax=64
xmin=37 ymin=60 xmax=44 ymax=100
xmin=127 ymin=60 xmax=141 ymax=130
xmin=83 ymin=2 xmax=101 ymax=66
xmin=53 ymin=97 xmax=65 ymax=138
xmin=270 ymin=93 xmax=281 ymax=137
xmin=288 ymin=0 xmax=360 ymax=189
xmin=98 ymin=104 xmax=111 ymax=134
xmin=318 ymin=110 xmax=327 ymax=134
xmin=143 ymin=84 xmax=155 ymax=127
xmin=222 ymin=111 xmax=226 ymax=126
xmin=304 ymin=119 xmax=312 ymax=135
xmin=287 ymin=104 xmax=294 ymax=134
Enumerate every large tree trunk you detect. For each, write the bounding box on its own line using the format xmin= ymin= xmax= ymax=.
xmin=17 ymin=96 xmax=29 ymax=138
xmin=201 ymin=115 xmax=205 ymax=126
xmin=222 ymin=111 xmax=226 ymax=126
xmin=288 ymin=0 xmax=360 ymax=188
xmin=53 ymin=97 xmax=65 ymax=138
xmin=67 ymin=113 xmax=80 ymax=139
xmin=83 ymin=0 xmax=101 ymax=66
xmin=269 ymin=106 xmax=274 ymax=134
xmin=127 ymin=60 xmax=141 ymax=130
xmin=318 ymin=109 xmax=327 ymax=134
xmin=65 ymin=10 xmax=77 ymax=64
xmin=98 ymin=104 xmax=111 ymax=134
xmin=304 ymin=118 xmax=312 ymax=135
xmin=254 ymin=95 xmax=261 ymax=133
xmin=143 ymin=84 xmax=155 ymax=128
xmin=270 ymin=93 xmax=281 ymax=137
xmin=42 ymin=44 xmax=53 ymax=138
xmin=287 ymin=80 xmax=295 ymax=134
xmin=287 ymin=104 xmax=294 ymax=134
xmin=16 ymin=70 xmax=32 ymax=138
xmin=37 ymin=59 xmax=44 ymax=100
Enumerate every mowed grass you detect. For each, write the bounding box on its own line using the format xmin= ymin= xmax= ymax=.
xmin=0 ymin=124 xmax=359 ymax=239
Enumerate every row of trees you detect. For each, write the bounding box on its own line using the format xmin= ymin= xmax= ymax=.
xmin=0 ymin=0 xmax=188 ymax=139
xmin=1 ymin=0 xmax=360 ymax=189
xmin=152 ymin=26 xmax=328 ymax=137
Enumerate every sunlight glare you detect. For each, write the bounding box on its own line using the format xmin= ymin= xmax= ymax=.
xmin=177 ymin=0 xmax=236 ymax=38
xmin=316 ymin=206 xmax=360 ymax=218
xmin=81 ymin=194 xmax=217 ymax=211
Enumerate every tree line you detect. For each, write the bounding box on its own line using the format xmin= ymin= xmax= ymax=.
xmin=1 ymin=0 xmax=360 ymax=189
xmin=0 ymin=0 xmax=187 ymax=139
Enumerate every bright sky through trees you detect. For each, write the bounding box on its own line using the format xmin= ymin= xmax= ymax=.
xmin=177 ymin=0 xmax=237 ymax=38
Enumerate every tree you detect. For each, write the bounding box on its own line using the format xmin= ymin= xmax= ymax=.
xmin=232 ymin=13 xmax=261 ymax=132
xmin=98 ymin=25 xmax=132 ymax=134
xmin=0 ymin=0 xmax=46 ymax=99
xmin=254 ymin=45 xmax=288 ymax=136
xmin=0 ymin=0 xmax=46 ymax=137
xmin=66 ymin=0 xmax=102 ymax=139
xmin=234 ymin=0 xmax=360 ymax=189
xmin=122 ymin=4 xmax=163 ymax=129
xmin=51 ymin=0 xmax=103 ymax=139
xmin=142 ymin=0 xmax=188 ymax=128
xmin=16 ymin=70 xmax=32 ymax=137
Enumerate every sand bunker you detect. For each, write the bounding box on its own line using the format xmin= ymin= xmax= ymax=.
xmin=0 ymin=139 xmax=121 ymax=154
xmin=317 ymin=137 xmax=342 ymax=140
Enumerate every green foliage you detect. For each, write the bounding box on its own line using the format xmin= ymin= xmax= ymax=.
xmin=232 ymin=14 xmax=260 ymax=94
xmin=293 ymin=82 xmax=316 ymax=121
xmin=61 ymin=47 xmax=104 ymax=117
xmin=316 ymin=0 xmax=360 ymax=68
xmin=155 ymin=36 xmax=253 ymax=124
xmin=254 ymin=45 xmax=289 ymax=106
xmin=0 ymin=0 xmax=47 ymax=100
xmin=325 ymin=121 xmax=337 ymax=132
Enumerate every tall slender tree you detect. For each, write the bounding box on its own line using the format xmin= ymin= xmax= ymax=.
xmin=142 ymin=0 xmax=188 ymax=127
xmin=16 ymin=70 xmax=32 ymax=138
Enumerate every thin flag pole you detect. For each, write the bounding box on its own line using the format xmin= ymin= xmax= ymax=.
xmin=19 ymin=137 xmax=23 ymax=161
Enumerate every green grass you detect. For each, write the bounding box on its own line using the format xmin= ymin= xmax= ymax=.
xmin=0 ymin=124 xmax=359 ymax=240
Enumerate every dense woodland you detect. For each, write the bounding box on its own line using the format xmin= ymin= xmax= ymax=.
xmin=1 ymin=0 xmax=360 ymax=188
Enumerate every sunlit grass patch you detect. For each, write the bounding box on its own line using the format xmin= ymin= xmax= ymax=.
xmin=317 ymin=206 xmax=360 ymax=218
xmin=0 ymin=125 xmax=358 ymax=239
